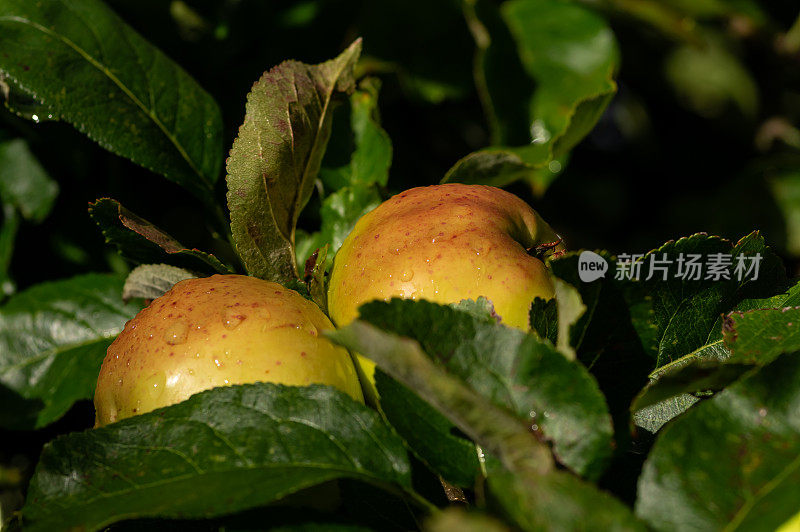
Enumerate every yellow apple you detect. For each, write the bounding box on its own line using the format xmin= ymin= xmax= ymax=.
xmin=94 ymin=274 xmax=363 ymax=426
xmin=328 ymin=183 xmax=564 ymax=400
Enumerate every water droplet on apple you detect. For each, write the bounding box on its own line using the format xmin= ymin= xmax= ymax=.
xmin=222 ymin=307 xmax=246 ymax=329
xmin=164 ymin=321 xmax=188 ymax=345
xmin=142 ymin=372 xmax=166 ymax=400
xmin=401 ymin=269 xmax=414 ymax=282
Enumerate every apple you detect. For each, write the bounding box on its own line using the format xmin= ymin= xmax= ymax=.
xmin=94 ymin=274 xmax=363 ymax=426
xmin=327 ymin=183 xmax=564 ymax=399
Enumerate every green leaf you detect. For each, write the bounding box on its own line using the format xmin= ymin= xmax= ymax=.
xmin=89 ymin=198 xmax=232 ymax=274
xmin=452 ymin=296 xmax=499 ymax=322
xmin=665 ymin=33 xmax=759 ymax=118
xmin=442 ymin=147 xmax=549 ymax=188
xmin=555 ymin=232 xmax=786 ymax=369
xmin=0 ymin=204 xmax=19 ymax=298
xmin=0 ymin=137 xmax=58 ymax=299
xmin=0 ymin=0 xmax=223 ymax=203
xmin=547 ymin=233 xmax=788 ymax=434
xmin=0 ymin=274 xmax=142 ymax=430
xmin=449 ymin=0 xmax=617 ymax=190
xmin=301 ymin=187 xmax=382 ymax=266
xmin=121 ymin=264 xmax=197 ymax=301
xmin=529 ymin=296 xmax=557 ymax=344
xmin=333 ymin=299 xmax=614 ymax=480
xmin=630 ymin=234 xmax=789 ymax=429
xmin=552 ymin=278 xmax=586 ymax=360
xmin=300 ymin=78 xmax=391 ymax=267
xmin=462 ymin=0 xmax=534 ymax=147
xmin=636 ymin=352 xmax=800 ymax=531
xmin=486 ymin=462 xmax=645 ymax=531
xmin=0 ymin=73 xmax=57 ymax=122
xmin=328 ymin=318 xmax=554 ymax=478
xmin=632 ymin=395 xmax=700 ymax=435
xmin=0 ymin=138 xmax=58 ymax=223
xmin=503 ymin=0 xmax=618 ymax=155
xmin=630 ymin=280 xmax=800 ymax=432
xmin=21 ymin=383 xmax=413 ymax=532
xmin=226 ymin=40 xmax=361 ymax=284
xmin=724 ymin=306 xmax=800 ymax=363
xmin=333 ymin=78 xmax=392 ymax=189
xmin=375 ymin=369 xmax=481 ymax=488
xmin=330 ymin=317 xmax=640 ymax=530
xmin=631 ymin=361 xmax=754 ymax=413
xmin=303 ymin=244 xmax=329 ymax=313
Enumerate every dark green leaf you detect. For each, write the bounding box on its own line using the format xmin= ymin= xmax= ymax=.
xmin=0 ymin=204 xmax=19 ymax=298
xmin=529 ymin=296 xmax=557 ymax=345
xmin=442 ymin=147 xmax=548 ymax=188
xmin=551 ymin=278 xmax=587 ymax=360
xmin=551 ymin=233 xmax=786 ymax=370
xmin=226 ymin=40 xmax=360 ymax=284
xmin=631 ymin=361 xmax=753 ymax=413
xmin=328 ymin=318 xmax=554 ymax=479
xmin=630 ymin=279 xmax=800 ymax=431
xmin=0 ymin=73 xmax=57 ymax=122
xmin=0 ymin=274 xmax=142 ymax=429
xmin=121 ymin=264 xmax=197 ymax=301
xmin=636 ymin=352 xmax=800 ymax=531
xmin=375 ymin=370 xmax=481 ymax=488
xmin=0 ymin=0 xmax=223 ymax=203
xmin=0 ymin=138 xmax=58 ymax=223
xmin=21 ymin=383 xmax=413 ymax=532
xmin=330 ymin=314 xmax=640 ymax=531
xmin=332 ymin=299 xmax=614 ymax=480
xmin=548 ymin=233 xmax=787 ymax=434
xmin=486 ymin=462 xmax=644 ymax=531
xmin=89 ymin=198 xmax=232 ymax=274
xmin=638 ymin=232 xmax=785 ymax=368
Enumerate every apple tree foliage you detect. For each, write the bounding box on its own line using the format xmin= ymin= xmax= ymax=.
xmin=1 ymin=0 xmax=800 ymax=530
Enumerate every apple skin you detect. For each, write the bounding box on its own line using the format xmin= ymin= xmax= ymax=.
xmin=94 ymin=275 xmax=363 ymax=426
xmin=327 ymin=183 xmax=563 ymax=397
